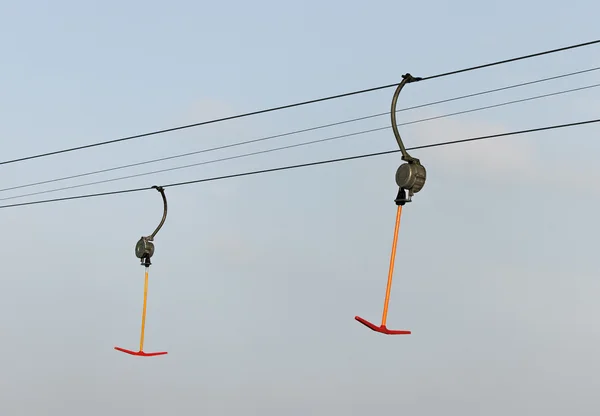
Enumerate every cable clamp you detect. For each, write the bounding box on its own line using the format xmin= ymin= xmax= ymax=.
xmin=402 ymin=73 xmax=423 ymax=83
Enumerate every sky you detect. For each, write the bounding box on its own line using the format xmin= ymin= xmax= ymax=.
xmin=0 ymin=0 xmax=599 ymax=414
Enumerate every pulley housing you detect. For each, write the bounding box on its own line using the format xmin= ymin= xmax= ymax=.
xmin=395 ymin=162 xmax=426 ymax=196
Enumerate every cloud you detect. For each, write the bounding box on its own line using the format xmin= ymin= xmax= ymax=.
xmin=183 ymin=97 xmax=237 ymax=121
xmin=409 ymin=114 xmax=600 ymax=194
xmin=411 ymin=116 xmax=534 ymax=177
xmin=206 ymin=231 xmax=262 ymax=266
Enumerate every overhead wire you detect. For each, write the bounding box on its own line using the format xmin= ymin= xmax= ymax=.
xmin=1 ymin=117 xmax=598 ymax=210
xmin=0 ymin=39 xmax=598 ymax=167
xmin=2 ymin=81 xmax=599 ymax=202
xmin=416 ymin=39 xmax=600 ymax=81
xmin=3 ymin=77 xmax=600 ymax=202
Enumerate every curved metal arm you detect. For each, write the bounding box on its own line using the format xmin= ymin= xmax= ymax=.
xmin=148 ymin=185 xmax=167 ymax=240
xmin=391 ymin=73 xmax=422 ymax=164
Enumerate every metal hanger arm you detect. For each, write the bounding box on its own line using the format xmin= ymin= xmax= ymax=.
xmin=148 ymin=185 xmax=167 ymax=240
xmin=390 ymin=73 xmax=422 ymax=163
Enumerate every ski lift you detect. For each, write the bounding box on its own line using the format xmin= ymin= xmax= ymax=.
xmin=115 ymin=185 xmax=169 ymax=356
xmin=355 ymin=73 xmax=426 ymax=335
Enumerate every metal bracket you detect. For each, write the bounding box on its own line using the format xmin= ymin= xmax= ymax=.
xmin=135 ymin=186 xmax=168 ymax=266
xmin=391 ymin=73 xmax=426 ymax=203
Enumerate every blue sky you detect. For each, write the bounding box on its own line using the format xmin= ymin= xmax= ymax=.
xmin=1 ymin=0 xmax=599 ymax=414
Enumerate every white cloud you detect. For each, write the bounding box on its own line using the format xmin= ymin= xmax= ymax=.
xmin=206 ymin=231 xmax=263 ymax=266
xmin=183 ymin=97 xmax=237 ymax=121
xmin=409 ymin=115 xmax=600 ymax=194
